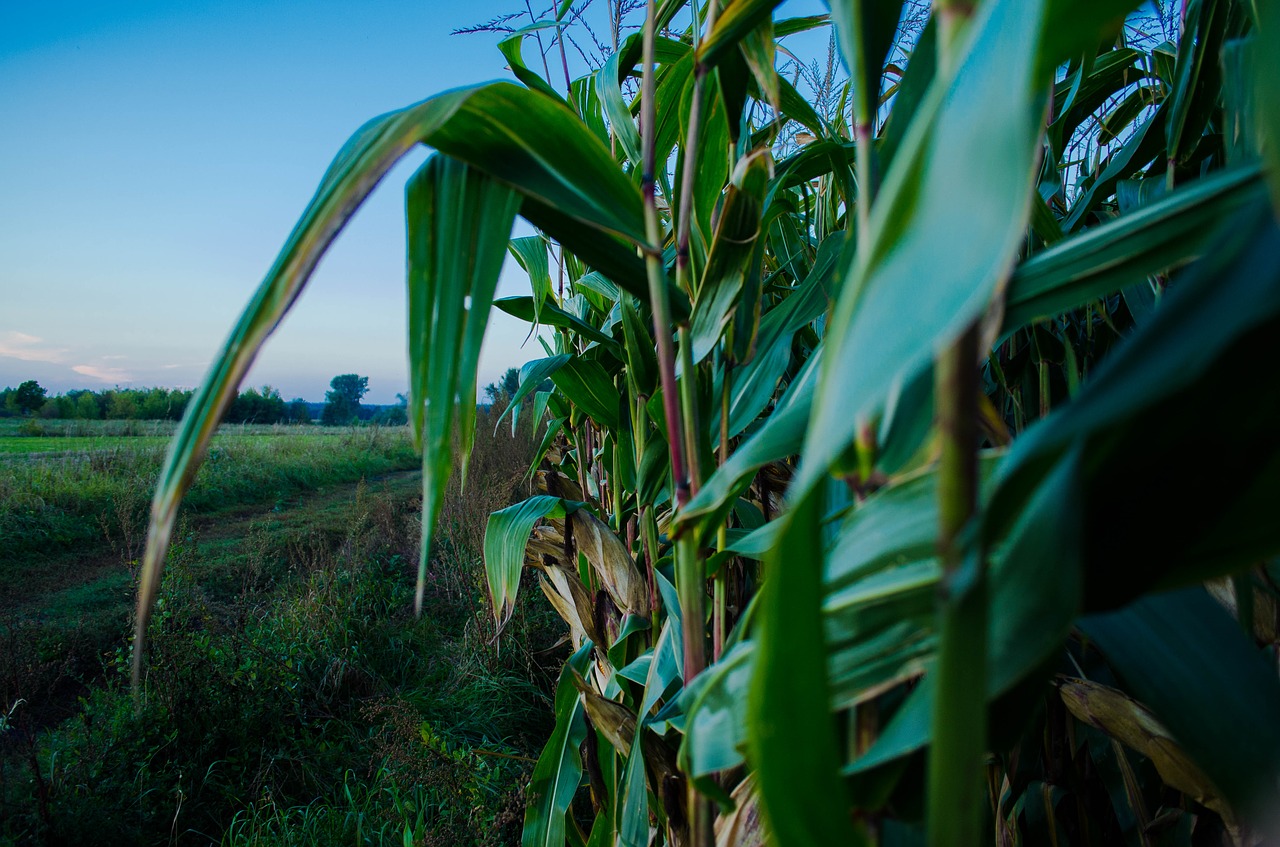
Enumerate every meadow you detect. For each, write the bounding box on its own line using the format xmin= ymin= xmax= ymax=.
xmin=1 ymin=410 xmax=555 ymax=845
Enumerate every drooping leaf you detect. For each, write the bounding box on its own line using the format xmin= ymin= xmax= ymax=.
xmin=598 ymin=48 xmax=644 ymax=166
xmin=485 ymin=495 xmax=581 ymax=626
xmin=493 ymin=296 xmax=622 ymax=353
xmin=500 ymin=28 xmax=564 ymax=101
xmin=508 ymin=235 xmax=554 ymax=320
xmin=406 ymin=155 xmax=523 ymax=615
xmin=699 ymin=0 xmax=788 ymax=72
xmin=498 ymin=354 xmax=571 ymax=435
xmin=571 ymin=509 xmax=650 ymax=618
xmin=1057 ymin=677 xmax=1234 ymax=824
xmin=135 ymin=80 xmax=679 ymax=670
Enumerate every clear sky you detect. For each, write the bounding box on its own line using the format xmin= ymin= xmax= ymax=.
xmin=1 ymin=0 xmax=826 ymax=404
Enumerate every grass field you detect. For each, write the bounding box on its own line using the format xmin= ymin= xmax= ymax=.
xmin=0 ymin=411 xmax=552 ymax=846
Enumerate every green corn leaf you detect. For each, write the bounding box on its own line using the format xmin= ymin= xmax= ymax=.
xmin=597 ymin=49 xmax=643 ymax=166
xmin=497 ymin=354 xmax=571 ymax=436
xmin=493 ymin=296 xmax=622 ymax=354
xmin=827 ymin=0 xmax=905 ymax=124
xmin=616 ymin=744 xmax=649 ymax=847
xmin=621 ymin=298 xmax=659 ymax=397
xmin=748 ymin=489 xmax=865 ymax=847
xmin=499 ymin=30 xmax=564 ymax=101
xmin=699 ymin=0 xmax=787 ymax=72
xmin=1003 ymin=164 xmax=1267 ymax=332
xmin=690 ymin=149 xmax=772 ymax=365
xmin=1164 ymin=0 xmax=1232 ymax=167
xmin=508 ymin=236 xmax=554 ymax=321
xmin=1079 ymin=588 xmax=1280 ymax=819
xmin=796 ymin=0 xmax=1051 ymax=500
xmin=485 ymin=495 xmax=581 ymax=626
xmin=739 ymin=14 xmax=779 ymax=111
xmin=1048 ymin=48 xmax=1144 ymax=156
xmin=682 ymin=641 xmax=755 ymax=776
xmin=407 ymin=155 xmax=523 ymax=615
xmin=1062 ymin=104 xmax=1168 ymax=232
xmin=1038 ymin=0 xmax=1135 ymax=74
xmin=134 ymin=80 xmax=680 ymax=675
xmin=876 ymin=19 xmax=935 ymax=175
xmin=551 ymin=358 xmax=622 ymax=430
xmin=524 ymin=643 xmax=594 ymax=847
xmin=680 ymin=350 xmax=818 ymax=534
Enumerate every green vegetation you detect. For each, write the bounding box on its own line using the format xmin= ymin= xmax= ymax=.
xmin=24 ymin=0 xmax=1280 ymax=845
xmin=321 ymin=374 xmax=370 ymax=426
xmin=0 ymin=384 xmax=309 ymax=425
xmin=2 ymin=407 xmax=551 ymax=845
xmin=0 ymin=423 xmax=418 ymax=569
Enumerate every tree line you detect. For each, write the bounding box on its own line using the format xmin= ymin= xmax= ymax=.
xmin=2 ymin=369 xmax=524 ymax=427
xmin=0 ymin=380 xmax=310 ymax=424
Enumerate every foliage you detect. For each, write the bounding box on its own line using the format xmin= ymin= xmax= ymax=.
xmin=13 ymin=380 xmax=47 ymax=416
xmin=321 ymin=373 xmax=369 ymax=426
xmin=139 ymin=0 xmax=1280 ymax=845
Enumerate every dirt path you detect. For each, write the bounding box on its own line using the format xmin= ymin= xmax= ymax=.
xmin=2 ymin=469 xmax=422 ymax=616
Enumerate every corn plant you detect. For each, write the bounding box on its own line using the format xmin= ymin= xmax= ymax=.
xmin=137 ymin=0 xmax=1280 ymax=843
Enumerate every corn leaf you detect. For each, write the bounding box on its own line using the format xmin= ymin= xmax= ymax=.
xmin=796 ymin=0 xmax=1050 ymax=499
xmin=406 ymin=155 xmax=523 ymax=614
xmin=524 ymin=643 xmax=594 ymax=847
xmin=485 ymin=495 xmax=580 ymax=626
xmin=699 ymin=0 xmax=787 ymax=71
xmin=134 ymin=80 xmax=675 ymax=676
xmin=1002 ymin=164 xmax=1266 ymax=331
xmin=748 ymin=489 xmax=865 ymax=847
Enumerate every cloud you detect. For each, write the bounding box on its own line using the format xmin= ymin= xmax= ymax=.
xmin=72 ymin=364 xmax=135 ymax=383
xmin=0 ymin=331 xmax=69 ymax=364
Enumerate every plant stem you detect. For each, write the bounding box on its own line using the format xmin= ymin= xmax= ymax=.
xmin=640 ymin=0 xmax=691 ymax=511
xmin=678 ymin=327 xmax=703 ymax=494
xmin=675 ymin=0 xmax=722 ymax=300
xmin=929 ymin=322 xmax=986 ymax=847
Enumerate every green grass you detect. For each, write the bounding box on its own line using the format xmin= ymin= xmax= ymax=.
xmin=0 ymin=426 xmax=420 ymax=575
xmin=0 ymin=436 xmax=171 ymax=453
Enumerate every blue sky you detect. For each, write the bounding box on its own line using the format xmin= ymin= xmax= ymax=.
xmin=0 ymin=0 xmax=826 ymax=403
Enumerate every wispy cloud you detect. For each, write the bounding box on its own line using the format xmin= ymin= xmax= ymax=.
xmin=0 ymin=331 xmax=69 ymax=364
xmin=73 ymin=364 xmax=135 ymax=383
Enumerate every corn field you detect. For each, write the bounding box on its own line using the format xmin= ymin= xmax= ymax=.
xmin=135 ymin=0 xmax=1280 ymax=843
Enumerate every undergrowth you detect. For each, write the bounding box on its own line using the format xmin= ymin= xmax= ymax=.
xmin=1 ymin=406 xmax=556 ymax=845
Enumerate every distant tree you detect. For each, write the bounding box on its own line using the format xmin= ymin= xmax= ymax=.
xmin=105 ymin=390 xmax=137 ymax=419
xmin=322 ymin=374 xmax=369 ymax=425
xmin=14 ymin=380 xmax=47 ymax=416
xmin=484 ymin=367 xmax=522 ymax=404
xmin=373 ymin=392 xmax=409 ymax=426
xmin=73 ymin=390 xmax=101 ymax=420
xmin=287 ymin=397 xmax=311 ymax=424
